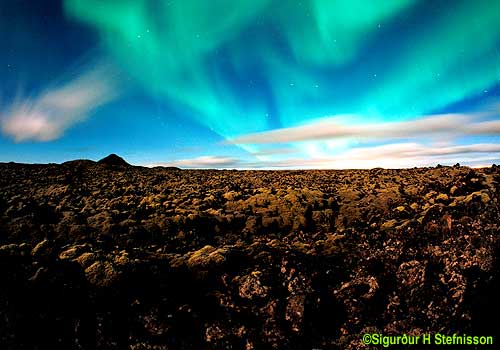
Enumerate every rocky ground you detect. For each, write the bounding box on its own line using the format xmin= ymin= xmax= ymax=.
xmin=0 ymin=155 xmax=499 ymax=349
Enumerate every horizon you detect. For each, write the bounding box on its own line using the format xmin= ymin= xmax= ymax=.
xmin=1 ymin=1 xmax=500 ymax=168
xmin=1 ymin=152 xmax=495 ymax=171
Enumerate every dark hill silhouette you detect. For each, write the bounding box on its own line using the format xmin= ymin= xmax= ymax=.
xmin=151 ymin=165 xmax=181 ymax=171
xmin=163 ymin=166 xmax=181 ymax=171
xmin=97 ymin=154 xmax=130 ymax=167
xmin=62 ymin=159 xmax=96 ymax=167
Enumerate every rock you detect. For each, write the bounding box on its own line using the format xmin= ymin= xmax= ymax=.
xmin=75 ymin=252 xmax=98 ymax=268
xmin=186 ymin=245 xmax=227 ymax=269
xmin=381 ymin=219 xmax=398 ymax=231
xmin=236 ymin=271 xmax=268 ymax=300
xmin=84 ymin=260 xmax=119 ymax=287
xmin=450 ymin=185 xmax=459 ymax=195
xmin=440 ymin=215 xmax=452 ymax=235
xmin=31 ymin=239 xmax=56 ymax=260
xmin=397 ymin=260 xmax=425 ymax=288
xmin=0 ymin=243 xmax=31 ymax=257
xmin=223 ymin=191 xmax=239 ymax=201
xmin=285 ymin=294 xmax=306 ymax=332
xmin=395 ymin=206 xmax=406 ymax=212
xmin=464 ymin=191 xmax=490 ymax=205
xmin=59 ymin=244 xmax=92 ymax=260
xmin=436 ymin=193 xmax=449 ymax=202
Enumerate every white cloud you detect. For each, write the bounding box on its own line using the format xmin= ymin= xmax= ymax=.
xmin=221 ymin=104 xmax=500 ymax=168
xmin=250 ymin=147 xmax=297 ymax=156
xmin=468 ymin=120 xmax=500 ymax=135
xmin=150 ymin=155 xmax=240 ymax=168
xmin=146 ymin=142 xmax=500 ymax=169
xmin=1 ymin=63 xmax=119 ymax=142
xmin=227 ymin=112 xmax=500 ymax=145
xmin=251 ymin=142 xmax=500 ymax=169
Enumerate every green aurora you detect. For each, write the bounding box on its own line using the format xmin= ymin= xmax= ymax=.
xmin=63 ymin=0 xmax=500 ymax=141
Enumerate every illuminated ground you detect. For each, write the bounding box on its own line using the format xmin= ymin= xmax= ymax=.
xmin=0 ymin=157 xmax=499 ymax=349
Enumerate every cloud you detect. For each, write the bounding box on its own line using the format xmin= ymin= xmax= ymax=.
xmin=327 ymin=142 xmax=500 ymax=168
xmin=227 ymin=112 xmax=500 ymax=145
xmin=251 ymin=147 xmax=298 ymax=156
xmin=468 ymin=120 xmax=500 ymax=135
xmin=145 ymin=142 xmax=500 ymax=170
xmin=1 ymin=63 xmax=120 ymax=142
xmin=250 ymin=142 xmax=500 ymax=169
xmin=150 ymin=155 xmax=240 ymax=169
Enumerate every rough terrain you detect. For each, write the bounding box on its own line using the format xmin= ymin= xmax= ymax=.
xmin=0 ymin=156 xmax=499 ymax=349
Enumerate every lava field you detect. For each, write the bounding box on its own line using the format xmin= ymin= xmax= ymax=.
xmin=1 ymin=156 xmax=499 ymax=349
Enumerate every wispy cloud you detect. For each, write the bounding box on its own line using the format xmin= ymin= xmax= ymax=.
xmin=1 ymin=62 xmax=120 ymax=142
xmin=150 ymin=155 xmax=240 ymax=169
xmin=259 ymin=142 xmax=500 ymax=169
xmin=251 ymin=147 xmax=298 ymax=156
xmin=227 ymin=112 xmax=500 ymax=145
xmin=304 ymin=142 xmax=500 ymax=169
xmin=467 ymin=120 xmax=500 ymax=135
xmin=151 ymin=142 xmax=500 ymax=169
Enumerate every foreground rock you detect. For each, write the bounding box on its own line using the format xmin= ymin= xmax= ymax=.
xmin=0 ymin=162 xmax=499 ymax=349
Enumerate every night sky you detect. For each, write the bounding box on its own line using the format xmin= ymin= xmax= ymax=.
xmin=1 ymin=0 xmax=500 ymax=168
